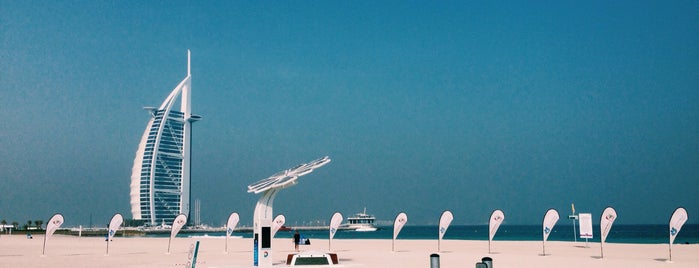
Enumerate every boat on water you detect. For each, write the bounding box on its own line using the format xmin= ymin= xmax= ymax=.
xmin=341 ymin=208 xmax=378 ymax=232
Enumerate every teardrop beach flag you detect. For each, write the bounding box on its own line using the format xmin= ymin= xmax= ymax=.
xmin=329 ymin=212 xmax=343 ymax=240
xmin=668 ymin=207 xmax=688 ymax=261
xmin=108 ymin=213 xmax=124 ymax=240
xmin=168 ymin=214 xmax=188 ymax=254
xmin=106 ymin=213 xmax=124 ymax=255
xmin=489 ymin=209 xmax=505 ymax=253
xmin=542 ymin=208 xmax=560 ymax=255
xmin=271 ymin=214 xmax=285 ymax=238
xmin=329 ymin=212 xmax=343 ymax=251
xmin=43 ymin=213 xmax=64 ymax=255
xmin=599 ymin=207 xmax=617 ymax=258
xmin=225 ymin=212 xmax=240 ymax=253
xmin=438 ymin=210 xmax=453 ymax=252
xmin=227 ymin=212 xmax=240 ymax=238
xmin=669 ymin=207 xmax=688 ymax=245
xmin=392 ymin=212 xmax=408 ymax=252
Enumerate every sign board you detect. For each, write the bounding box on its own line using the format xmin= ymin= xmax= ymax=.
xmin=579 ymin=213 xmax=593 ymax=239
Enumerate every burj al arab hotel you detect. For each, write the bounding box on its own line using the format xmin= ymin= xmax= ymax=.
xmin=130 ymin=51 xmax=201 ymax=225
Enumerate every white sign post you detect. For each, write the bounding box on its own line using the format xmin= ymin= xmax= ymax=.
xmin=578 ymin=213 xmax=593 ymax=247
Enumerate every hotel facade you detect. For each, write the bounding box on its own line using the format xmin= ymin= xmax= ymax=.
xmin=130 ymin=51 xmax=201 ymax=225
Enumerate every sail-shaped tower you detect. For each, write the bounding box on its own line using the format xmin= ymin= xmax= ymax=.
xmin=130 ymin=51 xmax=201 ymax=225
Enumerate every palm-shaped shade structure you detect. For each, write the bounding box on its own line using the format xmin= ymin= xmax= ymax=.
xmin=248 ymin=156 xmax=331 ymax=267
xmin=247 ymin=156 xmax=331 ymax=194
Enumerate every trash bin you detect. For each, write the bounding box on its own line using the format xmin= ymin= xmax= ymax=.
xmin=430 ymin=253 xmax=440 ymax=268
xmin=481 ymin=257 xmax=493 ymax=268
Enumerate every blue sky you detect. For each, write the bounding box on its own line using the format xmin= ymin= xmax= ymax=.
xmin=1 ymin=1 xmax=698 ymax=227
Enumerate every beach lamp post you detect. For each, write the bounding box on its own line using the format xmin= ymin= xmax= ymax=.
xmin=247 ymin=156 xmax=331 ymax=267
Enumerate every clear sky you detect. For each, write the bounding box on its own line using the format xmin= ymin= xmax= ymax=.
xmin=1 ymin=1 xmax=698 ymax=227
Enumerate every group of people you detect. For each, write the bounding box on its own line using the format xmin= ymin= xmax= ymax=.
xmin=292 ymin=230 xmax=310 ymax=251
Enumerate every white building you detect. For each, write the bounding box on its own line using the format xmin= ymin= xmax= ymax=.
xmin=130 ymin=51 xmax=201 ymax=225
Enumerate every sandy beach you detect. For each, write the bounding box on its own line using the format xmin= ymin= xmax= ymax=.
xmin=1 ymin=234 xmax=697 ymax=267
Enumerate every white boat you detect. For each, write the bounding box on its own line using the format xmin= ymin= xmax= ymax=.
xmin=341 ymin=208 xmax=378 ymax=232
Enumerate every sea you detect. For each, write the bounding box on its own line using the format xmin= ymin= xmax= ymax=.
xmin=171 ymin=224 xmax=699 ymax=245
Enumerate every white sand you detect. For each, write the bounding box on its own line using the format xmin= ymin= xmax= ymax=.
xmin=1 ymin=234 xmax=697 ymax=267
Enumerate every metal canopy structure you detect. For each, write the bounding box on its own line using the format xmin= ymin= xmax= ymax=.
xmin=248 ymin=156 xmax=331 ymax=267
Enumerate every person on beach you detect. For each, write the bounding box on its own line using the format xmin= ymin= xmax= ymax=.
xmin=293 ymin=231 xmax=300 ymax=252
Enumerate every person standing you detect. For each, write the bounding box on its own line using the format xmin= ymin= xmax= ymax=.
xmin=293 ymin=230 xmax=300 ymax=252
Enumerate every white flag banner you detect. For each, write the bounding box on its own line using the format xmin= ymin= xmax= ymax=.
xmin=599 ymin=207 xmax=617 ymax=258
xmin=225 ymin=212 xmax=240 ymax=254
xmin=600 ymin=207 xmax=617 ymax=243
xmin=45 ymin=213 xmax=64 ymax=239
xmin=669 ymin=207 xmax=688 ymax=245
xmin=43 ymin=213 xmax=64 ymax=255
xmin=108 ymin=213 xmax=124 ymax=240
xmin=329 ymin=212 xmax=343 ymax=241
xmin=271 ymin=214 xmax=285 ymax=238
xmin=168 ymin=214 xmax=188 ymax=254
xmin=668 ymin=207 xmax=688 ymax=261
xmin=579 ymin=213 xmax=593 ymax=239
xmin=329 ymin=212 xmax=343 ymax=251
xmin=438 ymin=211 xmax=453 ymax=241
xmin=542 ymin=209 xmax=560 ymax=242
xmin=489 ymin=209 xmax=505 ymax=242
xmin=438 ymin=210 xmax=453 ymax=252
xmin=392 ymin=212 xmax=408 ymax=251
xmin=226 ymin=212 xmax=240 ymax=239
xmin=171 ymin=214 xmax=188 ymax=239
xmin=489 ymin=209 xmax=505 ymax=254
xmin=106 ymin=213 xmax=124 ymax=255
xmin=542 ymin=208 xmax=559 ymax=255
xmin=393 ymin=212 xmax=408 ymax=240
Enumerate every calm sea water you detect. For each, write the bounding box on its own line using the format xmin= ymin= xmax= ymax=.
xmin=176 ymin=224 xmax=699 ymax=244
